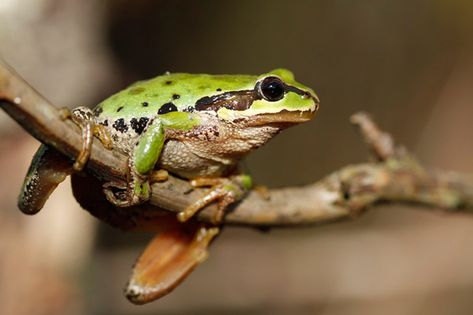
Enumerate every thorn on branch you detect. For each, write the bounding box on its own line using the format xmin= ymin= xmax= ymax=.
xmin=350 ymin=112 xmax=397 ymax=161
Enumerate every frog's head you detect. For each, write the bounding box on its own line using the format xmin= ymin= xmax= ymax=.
xmin=196 ymin=68 xmax=319 ymax=127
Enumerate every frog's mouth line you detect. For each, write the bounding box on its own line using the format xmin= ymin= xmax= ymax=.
xmin=241 ymin=109 xmax=317 ymax=127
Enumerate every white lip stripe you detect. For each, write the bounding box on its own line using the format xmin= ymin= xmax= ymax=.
xmin=217 ymin=103 xmax=317 ymax=120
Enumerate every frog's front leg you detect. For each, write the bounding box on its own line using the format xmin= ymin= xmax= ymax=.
xmin=18 ymin=144 xmax=73 ymax=214
xmin=177 ymin=174 xmax=252 ymax=224
xmin=60 ymin=106 xmax=113 ymax=171
xmin=104 ymin=118 xmax=164 ymax=207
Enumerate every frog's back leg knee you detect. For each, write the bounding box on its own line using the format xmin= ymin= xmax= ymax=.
xmin=18 ymin=144 xmax=73 ymax=215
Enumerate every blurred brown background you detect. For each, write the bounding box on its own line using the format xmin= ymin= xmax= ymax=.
xmin=1 ymin=0 xmax=473 ymax=314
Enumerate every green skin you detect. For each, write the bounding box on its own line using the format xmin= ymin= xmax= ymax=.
xmin=19 ymin=68 xmax=319 ymax=221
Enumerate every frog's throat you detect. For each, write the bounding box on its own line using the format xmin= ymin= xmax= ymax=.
xmin=235 ymin=109 xmax=317 ymax=127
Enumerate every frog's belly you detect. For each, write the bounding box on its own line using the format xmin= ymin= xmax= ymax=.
xmin=158 ymin=140 xmax=235 ymax=179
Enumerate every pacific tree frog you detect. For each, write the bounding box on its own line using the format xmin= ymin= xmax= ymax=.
xmin=18 ymin=68 xmax=319 ymax=303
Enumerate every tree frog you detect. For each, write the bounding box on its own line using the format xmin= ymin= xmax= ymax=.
xmin=18 ymin=68 xmax=319 ymax=304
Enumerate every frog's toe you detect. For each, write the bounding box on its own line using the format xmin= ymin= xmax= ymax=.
xmin=102 ymin=181 xmax=135 ymax=207
xmin=93 ymin=124 xmax=113 ymax=150
xmin=150 ymin=169 xmax=169 ymax=183
xmin=70 ymin=107 xmax=95 ymax=171
xmin=103 ymin=180 xmax=150 ymax=207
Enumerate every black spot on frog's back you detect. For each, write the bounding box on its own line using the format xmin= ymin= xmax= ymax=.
xmin=130 ymin=117 xmax=149 ymax=134
xmin=112 ymin=118 xmax=128 ymax=133
xmin=158 ymin=102 xmax=177 ymax=115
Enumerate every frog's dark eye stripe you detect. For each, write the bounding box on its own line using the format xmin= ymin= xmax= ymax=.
xmin=284 ymin=85 xmax=311 ymax=98
xmin=195 ymin=90 xmax=259 ymax=111
xmin=195 ymin=77 xmax=310 ymax=112
xmin=158 ymin=102 xmax=178 ymax=114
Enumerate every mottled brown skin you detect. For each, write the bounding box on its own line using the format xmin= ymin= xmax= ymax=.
xmin=161 ymin=112 xmax=284 ymax=178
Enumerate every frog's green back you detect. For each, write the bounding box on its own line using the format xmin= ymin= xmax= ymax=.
xmin=97 ymin=73 xmax=258 ymax=118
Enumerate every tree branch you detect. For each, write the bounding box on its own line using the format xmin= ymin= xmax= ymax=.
xmin=1 ymin=57 xmax=472 ymax=229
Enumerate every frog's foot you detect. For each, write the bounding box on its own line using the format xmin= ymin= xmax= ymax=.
xmin=177 ymin=175 xmax=252 ymax=224
xmin=60 ymin=107 xmax=94 ymax=171
xmin=103 ymin=158 xmax=151 ymax=207
xmin=125 ymin=222 xmax=219 ymax=304
xmin=93 ymin=124 xmax=113 ymax=150
xmin=103 ymin=177 xmax=150 ymax=207
xmin=60 ymin=106 xmax=113 ymax=171
xmin=103 ymin=180 xmax=129 ymax=206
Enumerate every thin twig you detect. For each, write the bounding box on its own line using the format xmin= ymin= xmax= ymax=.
xmin=1 ymin=57 xmax=473 ymax=230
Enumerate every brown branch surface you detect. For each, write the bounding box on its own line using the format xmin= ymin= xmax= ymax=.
xmin=1 ymin=57 xmax=473 ymax=229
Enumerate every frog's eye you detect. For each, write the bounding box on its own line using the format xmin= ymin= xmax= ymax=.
xmin=258 ymin=76 xmax=285 ymax=102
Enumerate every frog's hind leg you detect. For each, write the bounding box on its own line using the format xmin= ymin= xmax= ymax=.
xmin=125 ymin=219 xmax=220 ymax=304
xmin=18 ymin=144 xmax=73 ymax=215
